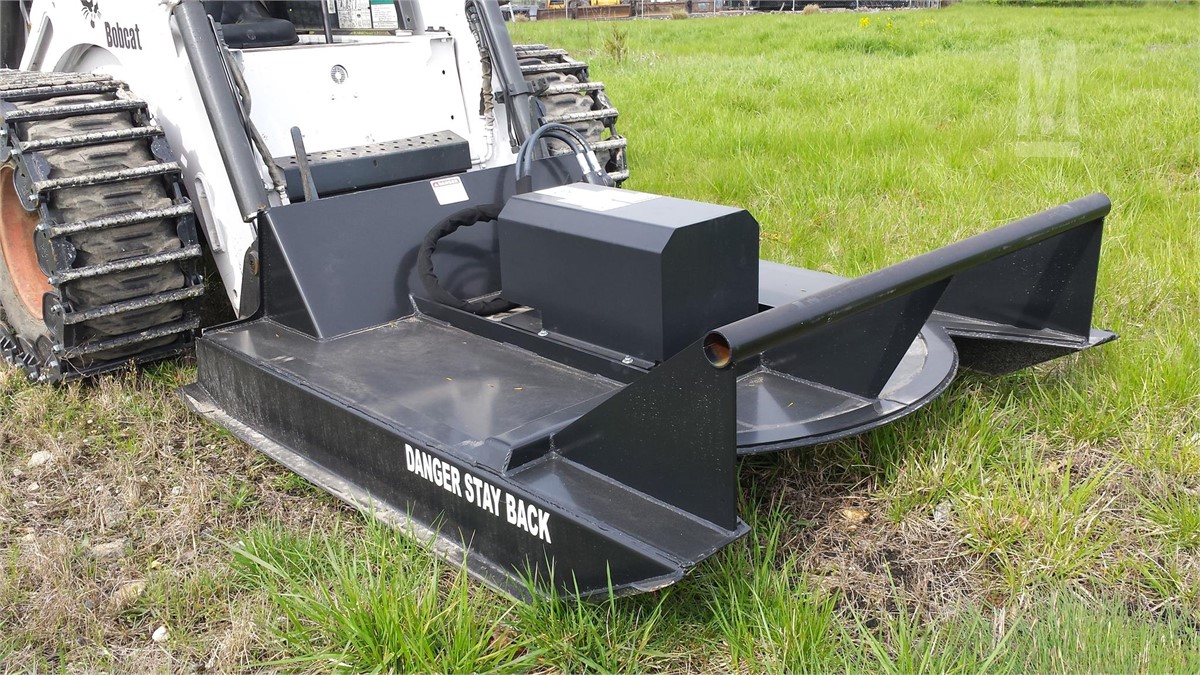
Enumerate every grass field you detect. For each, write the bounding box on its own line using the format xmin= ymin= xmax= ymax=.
xmin=2 ymin=2 xmax=1198 ymax=671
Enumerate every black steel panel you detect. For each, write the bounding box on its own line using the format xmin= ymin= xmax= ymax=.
xmin=553 ymin=340 xmax=740 ymax=531
xmin=188 ymin=314 xmax=747 ymax=596
xmin=202 ymin=317 xmax=618 ymax=472
xmin=938 ymin=220 xmax=1103 ymax=339
xmin=513 ymin=456 xmax=742 ymax=563
xmin=259 ymin=157 xmax=578 ymax=338
xmin=187 ymin=337 xmax=670 ymax=597
xmin=933 ymin=313 xmax=1117 ymax=375
xmin=762 ymin=281 xmax=949 ymax=399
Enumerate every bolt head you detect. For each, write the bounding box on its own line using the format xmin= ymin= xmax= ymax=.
xmin=622 ymin=356 xmax=634 ymax=365
xmin=537 ymin=330 xmax=549 ymax=337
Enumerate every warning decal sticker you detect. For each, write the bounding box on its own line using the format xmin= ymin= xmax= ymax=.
xmin=430 ymin=176 xmax=469 ymax=206
xmin=536 ymin=184 xmax=659 ymax=212
xmin=405 ymin=444 xmax=552 ymax=544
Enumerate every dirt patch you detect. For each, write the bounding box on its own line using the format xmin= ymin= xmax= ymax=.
xmin=0 ymin=365 xmax=351 ymax=671
xmin=740 ymin=446 xmax=992 ymax=625
xmin=740 ymin=430 xmax=1200 ymax=629
xmin=1026 ymin=437 xmax=1200 ymax=619
xmin=792 ymin=495 xmax=986 ymax=622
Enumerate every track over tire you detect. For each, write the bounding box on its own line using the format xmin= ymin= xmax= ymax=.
xmin=0 ymin=71 xmax=203 ymax=382
xmin=514 ymin=45 xmax=630 ymax=184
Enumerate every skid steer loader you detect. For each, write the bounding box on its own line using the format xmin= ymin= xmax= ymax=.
xmin=0 ymin=0 xmax=1114 ymax=598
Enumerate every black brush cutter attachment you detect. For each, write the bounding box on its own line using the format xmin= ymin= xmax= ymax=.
xmin=182 ymin=154 xmax=1113 ymax=599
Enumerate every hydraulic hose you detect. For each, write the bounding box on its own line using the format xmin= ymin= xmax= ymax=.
xmin=515 ymin=122 xmax=611 ymax=191
xmin=417 ymin=204 xmax=517 ymax=316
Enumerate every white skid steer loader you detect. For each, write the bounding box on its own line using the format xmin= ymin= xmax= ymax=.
xmin=0 ymin=0 xmax=1114 ymax=598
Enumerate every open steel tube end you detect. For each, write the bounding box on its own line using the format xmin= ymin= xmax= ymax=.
xmin=703 ymin=332 xmax=733 ymax=369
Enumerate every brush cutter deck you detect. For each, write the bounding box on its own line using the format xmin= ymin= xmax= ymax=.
xmin=182 ymin=160 xmax=1114 ymax=597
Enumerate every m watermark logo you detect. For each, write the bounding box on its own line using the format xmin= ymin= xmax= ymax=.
xmin=1016 ymin=40 xmax=1080 ymax=158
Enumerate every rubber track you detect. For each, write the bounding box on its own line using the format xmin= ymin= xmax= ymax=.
xmin=0 ymin=70 xmax=202 ymax=382
xmin=514 ymin=45 xmax=629 ymax=184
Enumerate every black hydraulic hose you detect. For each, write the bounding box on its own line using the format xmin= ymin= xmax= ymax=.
xmin=514 ymin=123 xmax=610 ymax=191
xmin=218 ymin=42 xmax=288 ymax=199
xmin=516 ymin=128 xmax=586 ymax=182
xmin=518 ymin=123 xmax=594 ymax=177
xmin=417 ymin=204 xmax=517 ymax=316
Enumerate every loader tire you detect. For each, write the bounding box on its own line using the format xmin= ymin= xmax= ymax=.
xmin=515 ymin=45 xmax=629 ymax=184
xmin=0 ymin=70 xmax=203 ymax=382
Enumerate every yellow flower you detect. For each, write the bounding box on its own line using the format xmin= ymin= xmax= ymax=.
xmin=859 ymin=16 xmax=870 ymax=28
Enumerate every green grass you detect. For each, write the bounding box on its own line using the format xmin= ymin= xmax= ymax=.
xmin=3 ymin=2 xmax=1199 ymax=671
xmin=230 ymin=520 xmax=538 ymax=673
xmin=213 ymin=505 xmax=1200 ymax=673
xmin=846 ymin=592 xmax=1200 ymax=673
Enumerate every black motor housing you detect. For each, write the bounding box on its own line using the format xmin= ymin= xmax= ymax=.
xmin=498 ymin=183 xmax=760 ymax=363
